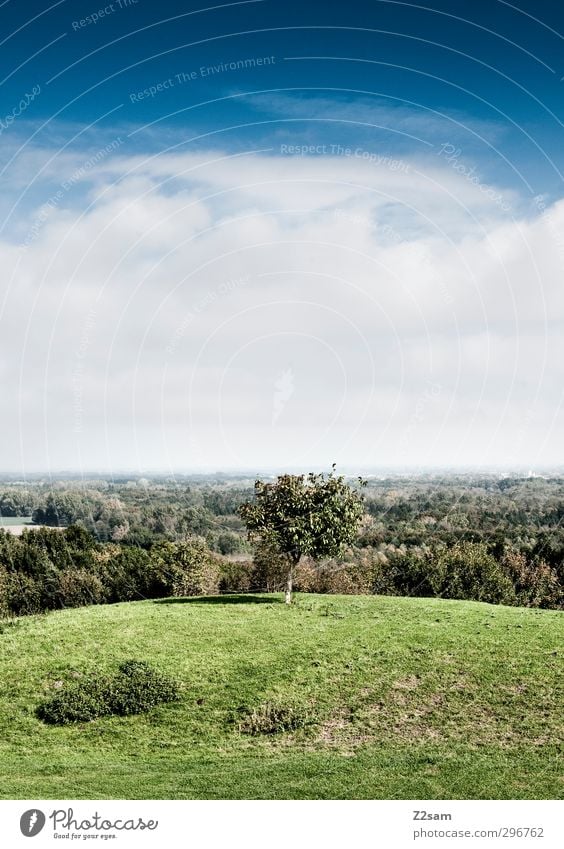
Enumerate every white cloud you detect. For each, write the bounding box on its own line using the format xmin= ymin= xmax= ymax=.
xmin=0 ymin=143 xmax=562 ymax=472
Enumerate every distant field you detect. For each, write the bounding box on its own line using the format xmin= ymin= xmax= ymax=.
xmin=0 ymin=594 xmax=562 ymax=799
xmin=0 ymin=516 xmax=32 ymax=526
xmin=0 ymin=517 xmax=65 ymax=535
xmin=0 ymin=516 xmax=33 ymax=535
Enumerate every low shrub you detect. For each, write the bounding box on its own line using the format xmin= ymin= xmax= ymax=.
xmin=36 ymin=676 xmax=109 ymax=724
xmin=293 ymin=549 xmax=398 ymax=595
xmin=93 ymin=544 xmax=155 ymax=603
xmin=2 ymin=571 xmax=44 ymax=616
xmin=431 ymin=543 xmax=517 ymax=605
xmin=501 ymin=549 xmax=563 ymax=608
xmin=218 ymin=559 xmax=254 ymax=593
xmin=238 ymin=699 xmax=312 ymax=735
xmin=36 ymin=660 xmax=180 ymax=725
xmin=54 ymin=569 xmax=107 ymax=609
xmin=251 ymin=541 xmax=288 ymax=591
xmin=106 ymin=660 xmax=180 ymax=716
xmin=150 ymin=539 xmax=221 ymax=597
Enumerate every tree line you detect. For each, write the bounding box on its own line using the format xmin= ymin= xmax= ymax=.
xmin=0 ymin=473 xmax=563 ymax=614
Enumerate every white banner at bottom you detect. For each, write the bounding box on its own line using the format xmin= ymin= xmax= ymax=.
xmin=0 ymin=800 xmax=561 ymax=848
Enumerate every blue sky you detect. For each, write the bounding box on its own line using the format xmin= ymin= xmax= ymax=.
xmin=1 ymin=1 xmax=563 ymax=473
xmin=2 ymin=0 xmax=563 ymax=191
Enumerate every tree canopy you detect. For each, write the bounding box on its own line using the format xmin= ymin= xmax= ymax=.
xmin=239 ymin=467 xmax=366 ymax=603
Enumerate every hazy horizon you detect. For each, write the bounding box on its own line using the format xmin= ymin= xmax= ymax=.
xmin=1 ymin=463 xmax=562 ymax=481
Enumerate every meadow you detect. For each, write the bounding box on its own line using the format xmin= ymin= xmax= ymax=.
xmin=0 ymin=593 xmax=561 ymax=799
xmin=0 ymin=516 xmax=34 ymax=535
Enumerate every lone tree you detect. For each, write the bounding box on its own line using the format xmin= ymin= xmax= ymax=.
xmin=239 ymin=466 xmax=366 ymax=604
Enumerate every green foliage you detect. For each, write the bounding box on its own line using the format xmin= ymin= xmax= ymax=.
xmin=218 ymin=559 xmax=254 ymax=593
xmin=36 ymin=676 xmax=108 ymax=724
xmin=104 ymin=660 xmax=180 ymax=717
xmin=250 ymin=539 xmax=288 ymax=591
xmin=295 ymin=555 xmax=374 ymax=595
xmin=6 ymin=478 xmax=248 ymax=547
xmin=1 ymin=569 xmax=43 ymax=616
xmin=263 ymin=541 xmax=559 ymax=607
xmin=239 ymin=468 xmax=365 ymax=603
xmin=1 ymin=474 xmax=563 ymax=613
xmin=54 ymin=569 xmax=107 ymax=609
xmin=36 ymin=660 xmax=179 ymax=725
xmin=0 ymin=489 xmax=38 ymax=516
xmin=216 ymin=532 xmax=245 ymax=555
xmin=240 ymin=467 xmax=366 ymax=566
xmin=430 ymin=543 xmax=517 ymax=604
xmin=93 ymin=544 xmax=154 ymax=603
xmin=501 ymin=549 xmax=562 ymax=608
xmin=150 ymin=539 xmax=221 ymax=597
xmin=4 ymin=472 xmax=564 ymax=574
xmin=288 ymin=542 xmax=525 ymax=605
xmin=0 ymin=527 xmax=223 ymax=616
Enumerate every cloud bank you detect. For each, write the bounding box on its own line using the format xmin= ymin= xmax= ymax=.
xmin=1 ymin=141 xmax=562 ymax=473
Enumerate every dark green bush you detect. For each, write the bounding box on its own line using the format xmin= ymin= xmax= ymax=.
xmin=431 ymin=542 xmax=517 ymax=604
xmin=251 ymin=540 xmax=288 ymax=591
xmin=375 ymin=542 xmax=518 ymax=605
xmin=36 ymin=660 xmax=180 ymax=725
xmin=150 ymin=539 xmax=221 ymax=597
xmin=93 ymin=544 xmax=155 ymax=603
xmin=54 ymin=569 xmax=107 ymax=609
xmin=216 ymin=532 xmax=246 ymax=556
xmin=2 ymin=571 xmax=44 ymax=616
xmin=105 ymin=660 xmax=180 ymax=716
xmin=36 ymin=676 xmax=109 ymax=724
xmin=218 ymin=559 xmax=255 ymax=592
xmin=0 ymin=527 xmax=226 ymax=616
xmin=501 ymin=549 xmax=562 ymax=608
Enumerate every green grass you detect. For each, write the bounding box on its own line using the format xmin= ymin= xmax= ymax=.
xmin=0 ymin=594 xmax=562 ymax=799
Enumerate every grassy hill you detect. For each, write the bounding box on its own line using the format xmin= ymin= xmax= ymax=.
xmin=0 ymin=594 xmax=562 ymax=799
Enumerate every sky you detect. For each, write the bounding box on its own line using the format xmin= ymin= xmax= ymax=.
xmin=1 ymin=0 xmax=563 ymax=475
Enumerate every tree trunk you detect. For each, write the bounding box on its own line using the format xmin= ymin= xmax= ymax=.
xmin=285 ymin=568 xmax=293 ymax=605
xmin=284 ymin=554 xmax=300 ymax=604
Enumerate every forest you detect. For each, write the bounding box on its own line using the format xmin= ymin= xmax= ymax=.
xmin=1 ymin=473 xmax=563 ymax=615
